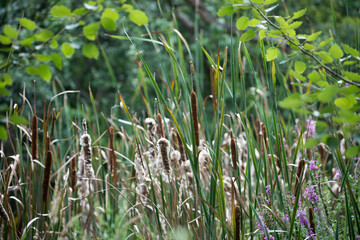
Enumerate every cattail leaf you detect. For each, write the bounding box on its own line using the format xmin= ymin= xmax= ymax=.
xmin=3 ymin=25 xmax=18 ymax=39
xmin=50 ymin=5 xmax=71 ymax=17
xmin=129 ymin=10 xmax=148 ymax=26
xmin=18 ymin=18 xmax=37 ymax=30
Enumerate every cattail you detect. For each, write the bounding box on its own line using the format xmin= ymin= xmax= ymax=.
xmin=191 ymin=91 xmax=200 ymax=147
xmin=308 ymin=207 xmax=316 ymax=236
xmin=145 ymin=118 xmax=156 ymax=142
xmin=45 ymin=134 xmax=50 ymax=155
xmin=235 ymin=205 xmax=241 ymax=240
xmin=42 ymin=151 xmax=52 ymax=202
xmin=294 ymin=159 xmax=306 ymax=196
xmin=210 ymin=66 xmax=217 ymax=110
xmin=176 ymin=132 xmax=186 ymax=162
xmin=158 ymin=138 xmax=170 ymax=174
xmin=31 ymin=115 xmax=38 ymax=160
xmin=261 ymin=123 xmax=268 ymax=148
xmin=108 ymin=127 xmax=118 ymax=187
xmin=156 ymin=113 xmax=165 ymax=139
xmin=70 ymin=151 xmax=77 ymax=192
xmin=0 ymin=201 xmax=10 ymax=225
xmin=319 ymin=143 xmax=326 ymax=165
xmin=231 ymin=136 xmax=237 ymax=170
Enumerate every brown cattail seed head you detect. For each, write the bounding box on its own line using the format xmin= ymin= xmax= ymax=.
xmin=42 ymin=151 xmax=52 ymax=202
xmin=308 ymin=207 xmax=316 ymax=236
xmin=191 ymin=91 xmax=200 ymax=147
xmin=235 ymin=205 xmax=241 ymax=240
xmin=294 ymin=159 xmax=306 ymax=196
xmin=108 ymin=127 xmax=117 ymax=187
xmin=231 ymin=137 xmax=237 ymax=170
xmin=156 ymin=113 xmax=165 ymax=139
xmin=261 ymin=123 xmax=268 ymax=147
xmin=31 ymin=115 xmax=38 ymax=160
xmin=158 ymin=138 xmax=170 ymax=174
xmin=45 ymin=134 xmax=50 ymax=154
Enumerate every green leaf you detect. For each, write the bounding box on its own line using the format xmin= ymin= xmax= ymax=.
xmin=3 ymin=73 xmax=12 ymax=86
xmin=341 ymin=44 xmax=359 ymax=57
xmin=317 ymin=84 xmax=338 ymax=102
xmin=0 ymin=126 xmax=7 ymax=140
xmin=307 ymin=31 xmax=321 ymax=42
xmin=335 ymin=95 xmax=357 ymax=110
xmin=38 ymin=64 xmax=52 ymax=82
xmin=252 ymin=0 xmax=264 ymax=3
xmin=266 ymin=47 xmax=279 ymax=61
xmin=303 ymin=43 xmax=316 ymax=51
xmin=51 ymin=53 xmax=63 ymax=70
xmin=82 ymin=43 xmax=99 ymax=59
xmin=334 ymin=110 xmax=360 ymax=124
xmin=292 ymin=8 xmax=306 ymax=19
xmin=240 ymin=29 xmax=256 ymax=41
xmin=340 ymin=85 xmax=359 ymax=95
xmin=279 ymin=93 xmax=305 ymax=109
xmin=217 ymin=6 xmax=234 ymax=17
xmin=248 ymin=18 xmax=261 ymax=27
xmin=329 ymin=44 xmax=343 ymax=59
xmin=61 ymin=42 xmax=75 ymax=58
xmin=101 ymin=9 xmax=119 ymax=30
xmin=303 ymin=138 xmax=320 ymax=149
xmin=343 ymin=71 xmax=360 ymax=81
xmin=264 ymin=0 xmax=278 ymax=5
xmin=51 ymin=39 xmax=58 ymax=48
xmin=345 ymin=145 xmax=359 ymax=159
xmin=26 ymin=66 xmax=39 ymax=75
xmin=289 ymin=69 xmax=306 ymax=81
xmin=3 ymin=25 xmax=18 ymax=39
xmin=308 ymin=70 xmax=325 ymax=86
xmin=259 ymin=29 xmax=266 ymax=39
xmin=34 ymin=54 xmax=52 ymax=62
xmin=35 ymin=29 xmax=54 ymax=42
xmin=0 ymin=87 xmax=10 ymax=96
xmin=9 ymin=115 xmax=29 ymax=125
xmin=129 ymin=10 xmax=148 ymax=26
xmin=121 ymin=4 xmax=133 ymax=13
xmin=317 ymin=51 xmax=333 ymax=63
xmin=318 ymin=37 xmax=333 ymax=48
xmin=294 ymin=61 xmax=306 ymax=74
xmin=50 ymin=5 xmax=71 ymax=17
xmin=18 ymin=18 xmax=37 ymax=30
xmin=0 ymin=35 xmax=12 ymax=45
xmin=73 ymin=7 xmax=88 ymax=15
xmin=289 ymin=21 xmax=302 ymax=29
xmin=83 ymin=22 xmax=100 ymax=40
xmin=236 ymin=16 xmax=249 ymax=30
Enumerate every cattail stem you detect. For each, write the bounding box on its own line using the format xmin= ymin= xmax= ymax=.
xmin=191 ymin=91 xmax=199 ymax=147
xmin=31 ymin=115 xmax=38 ymax=160
xmin=42 ymin=151 xmax=52 ymax=202
xmin=294 ymin=159 xmax=306 ymax=196
xmin=235 ymin=205 xmax=241 ymax=240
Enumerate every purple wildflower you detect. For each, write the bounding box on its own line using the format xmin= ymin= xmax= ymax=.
xmin=265 ymin=185 xmax=271 ymax=194
xmin=309 ymin=160 xmax=318 ymax=171
xmin=306 ymin=117 xmax=316 ymax=137
xmin=282 ymin=214 xmax=289 ymax=223
xmin=256 ymin=215 xmax=274 ymax=240
xmin=298 ymin=210 xmax=310 ymax=229
xmin=334 ymin=169 xmax=342 ymax=180
xmin=283 ymin=137 xmax=288 ymax=147
xmin=306 ymin=187 xmax=319 ymax=205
